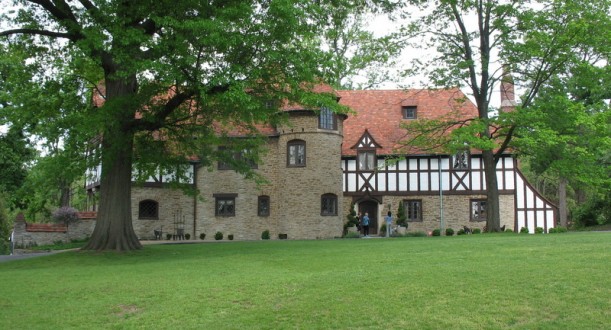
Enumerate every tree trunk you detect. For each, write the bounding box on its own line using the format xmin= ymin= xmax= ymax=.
xmin=83 ymin=76 xmax=142 ymax=251
xmin=558 ymin=176 xmax=568 ymax=227
xmin=483 ymin=150 xmax=501 ymax=232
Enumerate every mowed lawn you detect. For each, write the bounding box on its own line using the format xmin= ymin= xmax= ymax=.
xmin=1 ymin=233 xmax=609 ymax=329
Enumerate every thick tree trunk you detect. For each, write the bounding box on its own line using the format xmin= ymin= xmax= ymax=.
xmin=483 ymin=150 xmax=501 ymax=232
xmin=83 ymin=76 xmax=142 ymax=251
xmin=558 ymin=177 xmax=568 ymax=227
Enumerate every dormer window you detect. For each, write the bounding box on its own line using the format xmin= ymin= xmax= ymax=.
xmin=358 ymin=150 xmax=376 ymax=171
xmin=403 ymin=106 xmax=417 ymax=119
xmin=453 ymin=150 xmax=470 ymax=169
xmin=319 ymin=106 xmax=337 ymax=130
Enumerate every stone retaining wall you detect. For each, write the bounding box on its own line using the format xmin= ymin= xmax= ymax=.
xmin=11 ymin=213 xmax=97 ymax=248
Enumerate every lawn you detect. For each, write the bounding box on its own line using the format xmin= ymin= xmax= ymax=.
xmin=1 ymin=232 xmax=609 ymax=329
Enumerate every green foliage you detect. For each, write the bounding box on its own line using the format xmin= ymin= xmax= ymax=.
xmin=261 ymin=230 xmax=270 ymax=240
xmin=228 ymin=234 xmax=234 ymax=241
xmin=472 ymin=228 xmax=481 ymax=234
xmin=432 ymin=229 xmax=441 ymax=237
xmin=520 ymin=227 xmax=530 ymax=234
xmin=572 ymin=193 xmax=611 ymax=227
xmin=215 ymin=232 xmax=223 ymax=241
xmin=166 ymin=233 xmax=172 ymax=240
xmin=199 ymin=233 xmax=206 ymax=240
xmin=445 ymin=228 xmax=454 ymax=236
xmin=184 ymin=233 xmax=191 ymax=240
xmin=0 ymin=126 xmax=36 ymax=210
xmin=535 ymin=227 xmax=544 ymax=234
xmin=343 ymin=231 xmax=360 ymax=239
xmin=0 ymin=194 xmax=10 ymax=255
xmin=345 ymin=202 xmax=359 ymax=230
xmin=380 ymin=223 xmax=387 ymax=236
xmin=548 ymin=227 xmax=558 ymax=234
xmin=457 ymin=229 xmax=466 ymax=235
xmin=556 ymin=226 xmax=568 ymax=233
xmin=396 ymin=201 xmax=407 ymax=227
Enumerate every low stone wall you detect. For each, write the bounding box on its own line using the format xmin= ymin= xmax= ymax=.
xmin=11 ymin=213 xmax=97 ymax=248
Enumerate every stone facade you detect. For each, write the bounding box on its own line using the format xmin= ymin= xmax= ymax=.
xmin=11 ymin=215 xmax=96 ymax=247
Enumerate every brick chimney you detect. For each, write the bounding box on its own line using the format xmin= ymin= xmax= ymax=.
xmin=500 ymin=66 xmax=516 ymax=112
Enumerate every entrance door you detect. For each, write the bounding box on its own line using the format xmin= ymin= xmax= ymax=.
xmin=359 ymin=201 xmax=378 ymax=235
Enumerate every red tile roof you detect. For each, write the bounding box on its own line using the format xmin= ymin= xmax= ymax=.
xmin=338 ymin=88 xmax=478 ymax=156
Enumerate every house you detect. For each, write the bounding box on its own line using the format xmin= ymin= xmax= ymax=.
xmin=85 ymin=85 xmax=557 ymax=240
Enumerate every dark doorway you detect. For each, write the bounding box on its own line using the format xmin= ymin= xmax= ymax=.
xmin=359 ymin=201 xmax=378 ymax=235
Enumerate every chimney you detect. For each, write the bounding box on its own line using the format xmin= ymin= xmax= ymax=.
xmin=500 ymin=66 xmax=516 ymax=112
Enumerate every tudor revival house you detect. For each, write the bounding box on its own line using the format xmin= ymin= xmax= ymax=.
xmin=85 ymin=86 xmax=557 ymax=240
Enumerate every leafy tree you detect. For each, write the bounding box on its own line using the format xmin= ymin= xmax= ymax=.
xmin=0 ymin=193 xmax=11 ymax=255
xmin=0 ymin=126 xmax=36 ymax=209
xmin=317 ymin=2 xmax=404 ymax=89
xmin=396 ymin=201 xmax=407 ymax=227
xmin=399 ymin=0 xmax=609 ymax=231
xmin=0 ymin=1 xmax=392 ymax=251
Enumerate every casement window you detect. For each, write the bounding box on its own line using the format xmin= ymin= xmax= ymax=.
xmin=287 ymin=140 xmax=306 ymax=167
xmin=471 ymin=199 xmax=487 ymax=221
xmin=402 ymin=106 xmax=417 ymax=119
xmin=218 ymin=147 xmax=258 ymax=170
xmin=214 ymin=194 xmax=237 ymax=217
xmin=258 ymin=195 xmax=270 ymax=217
xmin=321 ymin=193 xmax=338 ymax=216
xmin=404 ymin=200 xmax=422 ymax=222
xmin=453 ymin=150 xmax=470 ymax=169
xmin=358 ymin=150 xmax=376 ymax=171
xmin=138 ymin=199 xmax=159 ymax=220
xmin=319 ymin=106 xmax=337 ymax=130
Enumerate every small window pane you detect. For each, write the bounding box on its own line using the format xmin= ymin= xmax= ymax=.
xmin=321 ymin=194 xmax=337 ymax=216
xmin=471 ymin=200 xmax=487 ymax=221
xmin=404 ymin=200 xmax=422 ymax=222
xmin=403 ymin=106 xmax=417 ymax=119
xmin=319 ymin=107 xmax=336 ymax=130
xmin=139 ymin=200 xmax=159 ymax=219
xmin=288 ymin=141 xmax=306 ymax=167
xmin=258 ymin=196 xmax=270 ymax=217
xmin=216 ymin=197 xmax=236 ymax=217
xmin=358 ymin=151 xmax=375 ymax=171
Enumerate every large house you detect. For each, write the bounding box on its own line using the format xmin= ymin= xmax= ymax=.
xmin=85 ymin=84 xmax=557 ymax=240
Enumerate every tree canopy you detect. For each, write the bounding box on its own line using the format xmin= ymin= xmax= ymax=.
xmin=1 ymin=0 xmax=397 ymax=250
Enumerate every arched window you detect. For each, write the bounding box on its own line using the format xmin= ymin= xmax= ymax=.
xmin=321 ymin=193 xmax=338 ymax=216
xmin=139 ymin=199 xmax=159 ymax=220
xmin=287 ymin=139 xmax=306 ymax=167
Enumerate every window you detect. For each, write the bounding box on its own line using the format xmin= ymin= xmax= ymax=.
xmin=138 ymin=200 xmax=159 ymax=220
xmin=321 ymin=194 xmax=338 ymax=216
xmin=358 ymin=151 xmax=376 ymax=171
xmin=403 ymin=106 xmax=417 ymax=119
xmin=319 ymin=106 xmax=337 ymax=130
xmin=287 ymin=140 xmax=306 ymax=167
xmin=453 ymin=150 xmax=470 ymax=169
xmin=258 ymin=196 xmax=270 ymax=217
xmin=214 ymin=194 xmax=237 ymax=217
xmin=218 ymin=147 xmax=258 ymax=170
xmin=404 ymin=200 xmax=422 ymax=222
xmin=471 ymin=199 xmax=487 ymax=221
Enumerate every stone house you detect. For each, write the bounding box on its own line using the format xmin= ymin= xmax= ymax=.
xmin=85 ymin=85 xmax=557 ymax=240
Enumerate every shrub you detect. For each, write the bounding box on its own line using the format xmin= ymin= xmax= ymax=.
xmin=535 ymin=227 xmax=544 ymax=234
xmin=214 ymin=231 xmax=223 ymax=240
xmin=556 ymin=226 xmax=568 ymax=233
xmin=380 ymin=223 xmax=387 ymax=236
xmin=520 ymin=227 xmax=529 ymax=234
xmin=548 ymin=227 xmax=558 ymax=234
xmin=166 ymin=233 xmax=172 ymax=240
xmin=261 ymin=230 xmax=270 ymax=240
xmin=412 ymin=231 xmax=427 ymax=237
xmin=343 ymin=231 xmax=360 ymax=239
xmin=472 ymin=228 xmax=481 ymax=234
xmin=396 ymin=202 xmax=407 ymax=227
xmin=344 ymin=202 xmax=359 ymax=231
xmin=432 ymin=229 xmax=441 ymax=236
xmin=228 ymin=234 xmax=234 ymax=241
xmin=457 ymin=229 xmax=466 ymax=235
xmin=445 ymin=228 xmax=454 ymax=236
xmin=185 ymin=233 xmax=191 ymax=240
xmin=52 ymin=206 xmax=80 ymax=225
xmin=199 ymin=233 xmax=206 ymax=240
xmin=505 ymin=228 xmax=514 ymax=233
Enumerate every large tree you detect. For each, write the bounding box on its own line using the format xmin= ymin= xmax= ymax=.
xmin=0 ymin=1 xmax=380 ymax=251
xmin=399 ymin=0 xmax=609 ymax=231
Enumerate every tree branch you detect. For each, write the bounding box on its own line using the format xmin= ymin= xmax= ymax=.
xmin=0 ymin=28 xmax=72 ymax=39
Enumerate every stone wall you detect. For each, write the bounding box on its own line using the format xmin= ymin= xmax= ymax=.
xmin=131 ymin=187 xmax=195 ymax=240
xmin=11 ymin=214 xmax=96 ymax=247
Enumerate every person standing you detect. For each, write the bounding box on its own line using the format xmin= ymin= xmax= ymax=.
xmin=362 ymin=212 xmax=370 ymax=237
xmin=385 ymin=211 xmax=393 ymax=237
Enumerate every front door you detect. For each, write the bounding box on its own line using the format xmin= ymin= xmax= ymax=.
xmin=359 ymin=201 xmax=378 ymax=235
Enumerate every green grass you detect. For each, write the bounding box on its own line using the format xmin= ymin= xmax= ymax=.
xmin=1 ymin=233 xmax=609 ymax=329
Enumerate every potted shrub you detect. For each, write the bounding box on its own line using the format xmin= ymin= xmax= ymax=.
xmin=199 ymin=233 xmax=206 ymax=240
xmin=215 ymin=231 xmax=223 ymax=240
xmin=261 ymin=230 xmax=270 ymax=240
xmin=445 ymin=228 xmax=454 ymax=236
xmin=344 ymin=202 xmax=359 ymax=234
xmin=185 ymin=233 xmax=191 ymax=240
